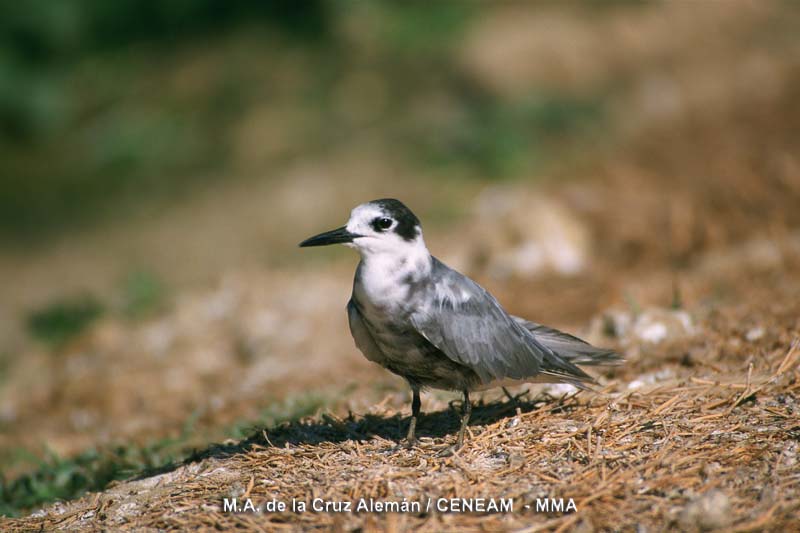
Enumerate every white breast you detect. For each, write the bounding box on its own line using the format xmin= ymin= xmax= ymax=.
xmin=355 ymin=257 xmax=411 ymax=311
xmin=354 ymin=245 xmax=432 ymax=313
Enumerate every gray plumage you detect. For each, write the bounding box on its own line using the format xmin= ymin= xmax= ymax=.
xmin=349 ymin=257 xmax=602 ymax=392
xmin=301 ymin=198 xmax=621 ymax=450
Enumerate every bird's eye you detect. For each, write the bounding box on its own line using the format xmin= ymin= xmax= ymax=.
xmin=372 ymin=217 xmax=393 ymax=232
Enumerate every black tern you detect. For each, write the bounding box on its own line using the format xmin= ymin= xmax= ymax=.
xmin=300 ymin=198 xmax=620 ymax=451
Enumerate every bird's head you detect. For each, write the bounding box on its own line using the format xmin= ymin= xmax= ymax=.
xmin=299 ymin=198 xmax=427 ymax=259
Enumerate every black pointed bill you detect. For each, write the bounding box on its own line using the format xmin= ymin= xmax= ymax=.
xmin=299 ymin=226 xmax=361 ymax=247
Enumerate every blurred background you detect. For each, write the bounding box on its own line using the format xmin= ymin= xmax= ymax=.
xmin=2 ymin=0 xmax=800 ymax=517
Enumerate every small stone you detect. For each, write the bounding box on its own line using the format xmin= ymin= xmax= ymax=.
xmin=632 ymin=309 xmax=695 ymax=345
xmin=745 ymin=327 xmax=765 ymax=342
xmin=679 ymin=490 xmax=732 ymax=531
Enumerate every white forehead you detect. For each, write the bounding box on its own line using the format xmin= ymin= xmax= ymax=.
xmin=348 ymin=203 xmax=385 ymax=225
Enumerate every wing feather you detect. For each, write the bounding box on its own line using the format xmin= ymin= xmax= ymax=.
xmin=512 ymin=316 xmax=621 ymax=366
xmin=409 ymin=259 xmax=592 ymax=386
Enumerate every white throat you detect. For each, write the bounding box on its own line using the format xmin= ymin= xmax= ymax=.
xmin=354 ymin=236 xmax=432 ymax=309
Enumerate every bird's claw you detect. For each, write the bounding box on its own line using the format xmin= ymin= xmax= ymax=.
xmin=435 ymin=444 xmax=461 ymax=458
xmin=401 ymin=437 xmax=418 ymax=449
xmin=392 ymin=438 xmax=418 ymax=452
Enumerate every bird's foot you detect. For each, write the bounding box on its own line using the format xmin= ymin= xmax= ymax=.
xmin=391 ymin=437 xmax=418 ymax=452
xmin=400 ymin=437 xmax=418 ymax=449
xmin=435 ymin=442 xmax=463 ymax=458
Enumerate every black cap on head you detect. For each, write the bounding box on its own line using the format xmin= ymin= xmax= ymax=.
xmin=370 ymin=198 xmax=420 ymax=241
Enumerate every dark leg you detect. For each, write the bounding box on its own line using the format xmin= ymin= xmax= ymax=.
xmin=403 ymin=385 xmax=421 ymax=448
xmin=502 ymin=386 xmax=514 ymax=402
xmin=437 ymin=389 xmax=472 ymax=456
xmin=455 ymin=389 xmax=472 ymax=450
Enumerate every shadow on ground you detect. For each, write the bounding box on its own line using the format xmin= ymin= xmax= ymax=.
xmin=135 ymin=391 xmax=580 ymax=480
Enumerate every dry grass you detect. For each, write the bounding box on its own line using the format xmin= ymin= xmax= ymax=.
xmin=3 ymin=3 xmax=800 ymax=531
xmin=5 ymin=303 xmax=799 ymax=531
xmin=5 ymin=95 xmax=800 ymax=533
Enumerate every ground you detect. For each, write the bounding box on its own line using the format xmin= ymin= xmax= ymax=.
xmin=4 ymin=176 xmax=800 ymax=531
xmin=4 ymin=273 xmax=800 ymax=531
xmin=2 ymin=2 xmax=800 ymax=531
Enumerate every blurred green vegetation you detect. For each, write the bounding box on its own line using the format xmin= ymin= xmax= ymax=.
xmin=25 ymin=295 xmax=104 ymax=347
xmin=411 ymin=93 xmax=605 ymax=177
xmin=0 ymin=352 xmax=8 ymax=385
xmin=0 ymin=391 xmax=329 ymax=517
xmin=0 ymin=444 xmax=179 ymax=518
xmin=121 ymin=269 xmax=167 ymax=318
xmin=225 ymin=391 xmax=328 ymax=440
xmin=0 ymin=0 xmax=331 ymax=241
xmin=0 ymin=1 xmax=607 ymax=243
xmin=24 ymin=269 xmax=168 ymax=345
xmin=0 ymin=404 xmax=211 ymax=517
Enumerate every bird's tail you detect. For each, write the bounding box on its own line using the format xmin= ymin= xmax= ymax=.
xmin=513 ymin=316 xmax=623 ymax=369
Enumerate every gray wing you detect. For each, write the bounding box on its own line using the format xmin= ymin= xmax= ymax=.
xmin=347 ymin=299 xmax=385 ymax=364
xmin=409 ymin=258 xmax=593 ymax=386
xmin=512 ymin=317 xmax=621 ymax=366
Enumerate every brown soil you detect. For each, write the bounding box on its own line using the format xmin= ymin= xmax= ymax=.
xmin=3 ymin=2 xmax=800 ymax=531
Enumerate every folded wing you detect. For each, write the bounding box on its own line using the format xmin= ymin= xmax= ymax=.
xmin=410 ymin=259 xmax=594 ymax=387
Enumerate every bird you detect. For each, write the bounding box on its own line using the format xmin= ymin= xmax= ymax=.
xmin=299 ymin=198 xmax=620 ymax=452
